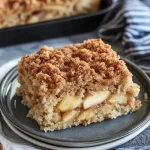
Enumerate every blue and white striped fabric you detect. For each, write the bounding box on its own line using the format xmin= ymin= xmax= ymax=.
xmin=98 ymin=0 xmax=150 ymax=75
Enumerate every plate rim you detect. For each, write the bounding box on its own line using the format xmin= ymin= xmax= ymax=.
xmin=0 ymin=58 xmax=150 ymax=145
xmin=2 ymin=111 xmax=150 ymax=150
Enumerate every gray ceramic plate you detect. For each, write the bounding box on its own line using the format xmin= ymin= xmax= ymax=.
xmin=0 ymin=58 xmax=150 ymax=147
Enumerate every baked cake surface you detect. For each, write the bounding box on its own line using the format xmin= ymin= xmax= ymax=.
xmin=0 ymin=0 xmax=101 ymax=28
xmin=17 ymin=39 xmax=142 ymax=131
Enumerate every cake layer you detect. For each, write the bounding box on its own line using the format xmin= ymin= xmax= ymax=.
xmin=17 ymin=39 xmax=142 ymax=131
xmin=25 ymin=90 xmax=141 ymax=131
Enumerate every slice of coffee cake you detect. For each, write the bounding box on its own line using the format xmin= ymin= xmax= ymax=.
xmin=17 ymin=39 xmax=142 ymax=131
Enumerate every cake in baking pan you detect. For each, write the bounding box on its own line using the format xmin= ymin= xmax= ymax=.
xmin=0 ymin=0 xmax=101 ymax=28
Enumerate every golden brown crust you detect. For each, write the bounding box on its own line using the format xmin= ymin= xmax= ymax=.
xmin=0 ymin=0 xmax=101 ymax=28
xmin=18 ymin=39 xmax=137 ymax=99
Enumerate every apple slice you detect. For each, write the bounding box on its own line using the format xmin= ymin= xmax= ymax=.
xmin=76 ymin=109 xmax=95 ymax=121
xmin=83 ymin=91 xmax=110 ymax=109
xmin=108 ymin=94 xmax=127 ymax=104
xmin=62 ymin=110 xmax=78 ymax=122
xmin=57 ymin=95 xmax=82 ymax=112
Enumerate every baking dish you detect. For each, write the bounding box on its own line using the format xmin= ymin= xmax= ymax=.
xmin=0 ymin=0 xmax=113 ymax=47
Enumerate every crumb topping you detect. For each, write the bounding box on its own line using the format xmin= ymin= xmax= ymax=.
xmin=18 ymin=39 xmax=134 ymax=97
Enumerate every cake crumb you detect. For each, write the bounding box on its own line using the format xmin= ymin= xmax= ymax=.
xmin=144 ymin=93 xmax=148 ymax=102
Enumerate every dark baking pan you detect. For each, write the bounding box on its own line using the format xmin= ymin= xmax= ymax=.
xmin=0 ymin=0 xmax=113 ymax=47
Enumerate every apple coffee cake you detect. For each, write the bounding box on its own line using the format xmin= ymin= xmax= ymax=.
xmin=0 ymin=0 xmax=101 ymax=28
xmin=17 ymin=39 xmax=142 ymax=131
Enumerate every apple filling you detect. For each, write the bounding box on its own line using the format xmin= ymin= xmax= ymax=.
xmin=52 ymin=91 xmax=131 ymax=124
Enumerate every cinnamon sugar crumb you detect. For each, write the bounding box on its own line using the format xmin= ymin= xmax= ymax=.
xmin=18 ymin=39 xmax=136 ymax=98
xmin=17 ymin=38 xmax=141 ymax=131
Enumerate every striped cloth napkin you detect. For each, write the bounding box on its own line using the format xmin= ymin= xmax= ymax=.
xmin=98 ymin=0 xmax=150 ymax=75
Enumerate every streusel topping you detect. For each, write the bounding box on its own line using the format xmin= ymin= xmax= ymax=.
xmin=18 ymin=39 xmax=133 ymax=97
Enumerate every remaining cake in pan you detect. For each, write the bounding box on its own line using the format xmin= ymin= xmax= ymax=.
xmin=17 ymin=39 xmax=142 ymax=131
xmin=0 ymin=0 xmax=101 ymax=28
